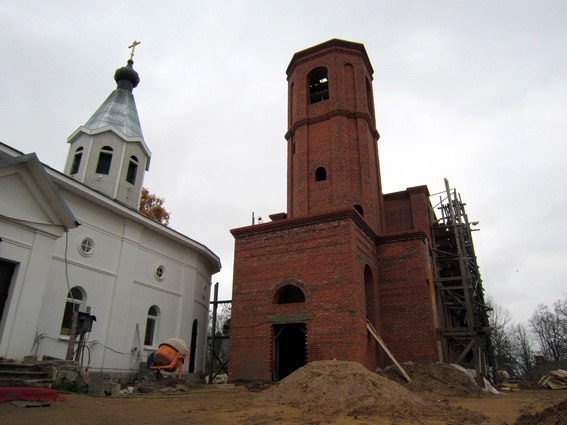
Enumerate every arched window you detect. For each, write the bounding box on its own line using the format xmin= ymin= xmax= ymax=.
xmin=96 ymin=146 xmax=113 ymax=175
xmin=354 ymin=204 xmax=364 ymax=216
xmin=126 ymin=155 xmax=138 ymax=184
xmin=144 ymin=305 xmax=159 ymax=347
xmin=70 ymin=147 xmax=83 ymax=175
xmin=308 ymin=67 xmax=329 ymax=104
xmin=274 ymin=285 xmax=305 ymax=304
xmin=60 ymin=287 xmax=85 ymax=336
xmin=315 ymin=167 xmax=327 ymax=182
xmin=364 ymin=265 xmax=376 ymax=323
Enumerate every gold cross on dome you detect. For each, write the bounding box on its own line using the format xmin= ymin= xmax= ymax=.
xmin=128 ymin=40 xmax=141 ymax=60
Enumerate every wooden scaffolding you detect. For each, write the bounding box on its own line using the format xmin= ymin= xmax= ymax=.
xmin=431 ymin=179 xmax=493 ymax=384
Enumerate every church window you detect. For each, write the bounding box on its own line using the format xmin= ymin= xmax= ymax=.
xmin=70 ymin=147 xmax=83 ymax=175
xmin=60 ymin=287 xmax=85 ymax=336
xmin=154 ymin=265 xmax=165 ymax=281
xmin=274 ymin=285 xmax=305 ymax=304
xmin=144 ymin=306 xmax=159 ymax=347
xmin=96 ymin=146 xmax=113 ymax=175
xmin=126 ymin=155 xmax=138 ymax=184
xmin=78 ymin=237 xmax=94 ymax=256
xmin=354 ymin=204 xmax=364 ymax=216
xmin=315 ymin=167 xmax=327 ymax=181
xmin=308 ymin=67 xmax=329 ymax=104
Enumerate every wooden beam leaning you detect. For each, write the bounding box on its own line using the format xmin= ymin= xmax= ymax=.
xmin=366 ymin=320 xmax=411 ymax=383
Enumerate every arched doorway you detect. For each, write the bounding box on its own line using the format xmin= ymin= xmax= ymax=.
xmin=189 ymin=319 xmax=198 ymax=373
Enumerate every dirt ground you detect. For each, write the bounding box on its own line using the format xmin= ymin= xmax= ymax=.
xmin=1 ymin=361 xmax=566 ymax=425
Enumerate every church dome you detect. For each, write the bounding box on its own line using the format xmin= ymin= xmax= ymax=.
xmin=114 ymin=59 xmax=140 ymax=91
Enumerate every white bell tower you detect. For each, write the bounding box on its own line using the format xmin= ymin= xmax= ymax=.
xmin=64 ymin=42 xmax=151 ymax=209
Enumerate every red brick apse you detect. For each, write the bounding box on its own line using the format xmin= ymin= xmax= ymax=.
xmin=228 ymin=39 xmax=441 ymax=383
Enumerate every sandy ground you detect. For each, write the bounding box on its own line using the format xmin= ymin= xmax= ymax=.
xmin=1 ymin=361 xmax=566 ymax=425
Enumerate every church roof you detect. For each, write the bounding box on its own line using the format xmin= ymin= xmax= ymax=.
xmin=0 ymin=152 xmax=79 ymax=232
xmin=83 ymin=60 xmax=144 ymax=140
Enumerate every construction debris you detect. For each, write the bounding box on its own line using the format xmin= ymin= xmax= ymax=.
xmin=538 ymin=369 xmax=567 ymax=390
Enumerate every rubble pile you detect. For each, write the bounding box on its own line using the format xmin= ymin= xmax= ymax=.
xmin=380 ymin=361 xmax=484 ymax=397
xmin=538 ymin=369 xmax=567 ymax=390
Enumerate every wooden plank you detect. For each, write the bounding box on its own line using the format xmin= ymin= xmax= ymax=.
xmin=366 ymin=320 xmax=411 ymax=383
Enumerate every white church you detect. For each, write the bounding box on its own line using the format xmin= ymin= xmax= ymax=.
xmin=0 ymin=54 xmax=220 ymax=379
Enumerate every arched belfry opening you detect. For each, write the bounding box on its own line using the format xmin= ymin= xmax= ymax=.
xmin=308 ymin=67 xmax=329 ymax=104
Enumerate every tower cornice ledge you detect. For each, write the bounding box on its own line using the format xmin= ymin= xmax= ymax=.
xmin=285 ymin=109 xmax=380 ymax=141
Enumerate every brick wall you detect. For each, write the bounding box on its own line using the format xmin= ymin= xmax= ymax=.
xmin=377 ymin=235 xmax=439 ymax=363
xmin=229 ymin=211 xmax=381 ymax=382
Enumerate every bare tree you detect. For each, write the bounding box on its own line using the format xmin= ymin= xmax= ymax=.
xmin=529 ymin=298 xmax=567 ymax=361
xmin=511 ymin=323 xmax=535 ymax=376
xmin=487 ymin=298 xmax=518 ymax=376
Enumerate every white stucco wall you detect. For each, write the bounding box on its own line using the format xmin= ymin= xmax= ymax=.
xmin=0 ymin=156 xmax=218 ymax=378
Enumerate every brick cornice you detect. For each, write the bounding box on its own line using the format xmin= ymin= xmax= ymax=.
xmin=286 ymin=39 xmax=373 ymax=77
xmin=285 ymin=109 xmax=379 ymax=141
xmin=231 ymin=209 xmax=378 ymax=242
xmin=231 ymin=210 xmax=429 ymax=247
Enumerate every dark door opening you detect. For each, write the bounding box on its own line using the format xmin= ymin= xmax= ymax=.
xmin=189 ymin=319 xmax=198 ymax=373
xmin=0 ymin=260 xmax=16 ymax=326
xmin=273 ymin=323 xmax=306 ymax=381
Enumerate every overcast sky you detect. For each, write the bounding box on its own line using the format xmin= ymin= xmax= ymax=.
xmin=1 ymin=1 xmax=566 ymax=325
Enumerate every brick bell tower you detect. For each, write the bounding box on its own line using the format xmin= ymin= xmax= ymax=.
xmin=228 ymin=40 xmax=390 ymax=383
xmin=285 ymin=39 xmax=384 ymax=235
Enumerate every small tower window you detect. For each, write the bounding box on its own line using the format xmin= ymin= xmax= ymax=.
xmin=126 ymin=155 xmax=138 ymax=184
xmin=274 ymin=285 xmax=305 ymax=304
xmin=70 ymin=147 xmax=83 ymax=175
xmin=308 ymin=67 xmax=329 ymax=104
xmin=354 ymin=204 xmax=364 ymax=216
xmin=315 ymin=167 xmax=327 ymax=181
xmin=96 ymin=146 xmax=113 ymax=175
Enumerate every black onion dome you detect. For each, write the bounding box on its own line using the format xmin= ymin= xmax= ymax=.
xmin=114 ymin=59 xmax=140 ymax=91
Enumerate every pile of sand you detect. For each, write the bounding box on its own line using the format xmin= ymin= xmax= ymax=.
xmin=259 ymin=360 xmax=489 ymax=423
xmin=260 ymin=360 xmax=426 ymax=417
xmin=380 ymin=361 xmax=484 ymax=397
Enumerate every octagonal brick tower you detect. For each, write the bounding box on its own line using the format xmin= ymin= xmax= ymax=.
xmin=285 ymin=39 xmax=384 ymax=234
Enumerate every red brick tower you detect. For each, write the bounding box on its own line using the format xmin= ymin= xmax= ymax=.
xmin=228 ymin=39 xmax=440 ymax=384
xmin=285 ymin=39 xmax=383 ymax=235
